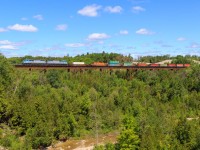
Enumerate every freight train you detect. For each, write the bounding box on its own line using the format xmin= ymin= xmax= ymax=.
xmin=22 ymin=59 xmax=190 ymax=67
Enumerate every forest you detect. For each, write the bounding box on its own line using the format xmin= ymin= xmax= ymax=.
xmin=0 ymin=53 xmax=200 ymax=149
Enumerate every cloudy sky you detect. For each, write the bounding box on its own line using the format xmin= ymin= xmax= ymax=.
xmin=0 ymin=0 xmax=200 ymax=57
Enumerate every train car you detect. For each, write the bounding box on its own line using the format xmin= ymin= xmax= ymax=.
xmin=168 ymin=64 xmax=176 ymax=67
xmin=22 ymin=59 xmax=46 ymax=64
xmin=60 ymin=60 xmax=68 ymax=64
xmin=72 ymin=62 xmax=86 ymax=66
xmin=22 ymin=59 xmax=34 ymax=64
xmin=177 ymin=64 xmax=184 ymax=67
xmin=160 ymin=64 xmax=168 ymax=67
xmin=47 ymin=60 xmax=61 ymax=64
xmin=123 ymin=62 xmax=133 ymax=66
xmin=91 ymin=62 xmax=107 ymax=66
xmin=149 ymin=64 xmax=160 ymax=67
xmin=47 ymin=60 xmax=68 ymax=65
xmin=32 ymin=60 xmax=46 ymax=64
xmin=184 ymin=64 xmax=190 ymax=67
xmin=108 ymin=61 xmax=120 ymax=66
xmin=137 ymin=63 xmax=148 ymax=67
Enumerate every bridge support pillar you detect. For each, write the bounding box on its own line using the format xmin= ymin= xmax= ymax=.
xmin=80 ymin=69 xmax=83 ymax=73
xmin=110 ymin=69 xmax=113 ymax=75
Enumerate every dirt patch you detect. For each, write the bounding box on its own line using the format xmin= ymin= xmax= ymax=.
xmin=48 ymin=132 xmax=118 ymax=150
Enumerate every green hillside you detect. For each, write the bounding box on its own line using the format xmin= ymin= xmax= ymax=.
xmin=1 ymin=53 xmax=200 ymax=149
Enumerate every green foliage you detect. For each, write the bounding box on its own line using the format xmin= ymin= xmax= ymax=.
xmin=0 ymin=54 xmax=14 ymax=90
xmin=117 ymin=116 xmax=140 ymax=150
xmin=139 ymin=55 xmax=170 ymax=63
xmin=174 ymin=117 xmax=200 ymax=149
xmin=46 ymin=70 xmax=62 ymax=88
xmin=0 ymin=125 xmax=27 ymax=150
xmin=93 ymin=145 xmax=105 ymax=150
xmin=0 ymin=134 xmax=23 ymax=149
xmin=175 ymin=118 xmax=191 ymax=145
xmin=25 ymin=127 xmax=53 ymax=148
xmin=172 ymin=55 xmax=192 ymax=64
xmin=0 ymin=54 xmax=200 ymax=149
xmin=139 ymin=54 xmax=199 ymax=64
xmin=0 ymin=98 xmax=12 ymax=123
xmin=0 ymin=54 xmax=14 ymax=123
xmin=93 ymin=143 xmax=115 ymax=150
xmin=104 ymin=143 xmax=115 ymax=150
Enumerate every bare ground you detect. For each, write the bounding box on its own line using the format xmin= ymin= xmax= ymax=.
xmin=47 ymin=132 xmax=118 ymax=150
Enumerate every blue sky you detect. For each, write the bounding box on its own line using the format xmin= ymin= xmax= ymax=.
xmin=0 ymin=0 xmax=200 ymax=58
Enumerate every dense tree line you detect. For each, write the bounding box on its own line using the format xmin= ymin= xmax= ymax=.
xmin=8 ymin=52 xmax=133 ymax=65
xmin=138 ymin=55 xmax=200 ymax=63
xmin=0 ymin=53 xmax=200 ymax=149
xmin=138 ymin=55 xmax=171 ymax=63
xmin=171 ymin=55 xmax=193 ymax=64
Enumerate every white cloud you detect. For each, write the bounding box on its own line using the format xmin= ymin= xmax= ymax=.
xmin=136 ymin=28 xmax=154 ymax=35
xmin=33 ymin=14 xmax=43 ymax=20
xmin=87 ymin=33 xmax=110 ymax=40
xmin=78 ymin=4 xmax=102 ymax=17
xmin=0 ymin=40 xmax=12 ymax=45
xmin=65 ymin=43 xmax=87 ymax=48
xmin=177 ymin=37 xmax=186 ymax=41
xmin=56 ymin=24 xmax=68 ymax=31
xmin=120 ymin=30 xmax=129 ymax=35
xmin=105 ymin=6 xmax=123 ymax=13
xmin=0 ymin=28 xmax=8 ymax=32
xmin=132 ymin=6 xmax=146 ymax=13
xmin=0 ymin=40 xmax=31 ymax=51
xmin=7 ymin=24 xmax=38 ymax=32
xmin=0 ymin=45 xmax=18 ymax=50
xmin=188 ymin=43 xmax=200 ymax=48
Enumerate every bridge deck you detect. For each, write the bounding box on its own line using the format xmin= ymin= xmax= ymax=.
xmin=15 ymin=64 xmax=187 ymax=70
